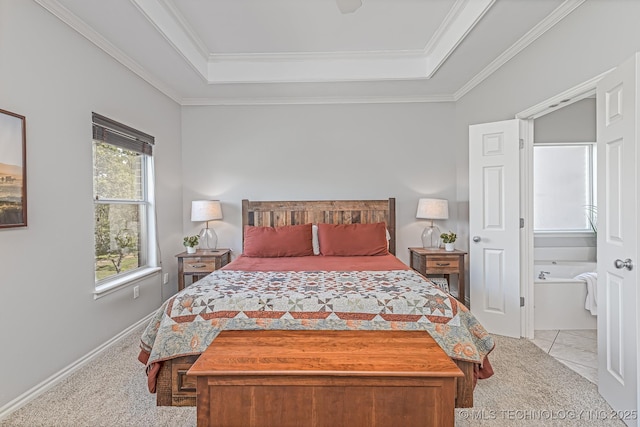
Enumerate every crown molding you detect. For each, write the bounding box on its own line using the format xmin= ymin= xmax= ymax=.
xmin=209 ymin=49 xmax=427 ymax=62
xmin=34 ymin=0 xmax=182 ymax=104
xmin=133 ymin=0 xmax=495 ymax=84
xmin=130 ymin=0 xmax=209 ymax=80
xmin=422 ymin=0 xmax=467 ymax=55
xmin=35 ymin=0 xmax=584 ymax=107
xmin=156 ymin=0 xmax=209 ymax=57
xmin=30 ymin=0 xmax=474 ymax=106
xmin=453 ymin=0 xmax=586 ymax=101
xmin=206 ymin=52 xmax=430 ymax=84
xmin=181 ymin=94 xmax=455 ymax=106
xmin=423 ymin=0 xmax=495 ymax=79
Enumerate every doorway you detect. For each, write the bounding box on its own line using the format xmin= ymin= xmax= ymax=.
xmin=528 ymin=98 xmax=599 ymax=383
xmin=515 ymin=69 xmax=611 ymax=340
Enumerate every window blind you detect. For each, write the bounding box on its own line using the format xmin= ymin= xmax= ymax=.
xmin=92 ymin=112 xmax=154 ymax=155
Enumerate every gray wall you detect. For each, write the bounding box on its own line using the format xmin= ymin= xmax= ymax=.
xmin=0 ymin=0 xmax=183 ymax=409
xmin=181 ymin=103 xmax=458 ymax=266
xmin=534 ymin=98 xmax=596 ymax=143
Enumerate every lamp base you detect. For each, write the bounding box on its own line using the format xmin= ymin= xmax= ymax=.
xmin=421 ymin=225 xmax=441 ymax=248
xmin=199 ymin=227 xmax=218 ymax=250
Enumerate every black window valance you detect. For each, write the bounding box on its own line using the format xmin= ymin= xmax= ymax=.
xmin=92 ymin=112 xmax=154 ymax=155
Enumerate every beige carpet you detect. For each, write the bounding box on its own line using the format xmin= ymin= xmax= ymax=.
xmin=0 ymin=325 xmax=625 ymax=427
xmin=456 ymin=334 xmax=625 ymax=426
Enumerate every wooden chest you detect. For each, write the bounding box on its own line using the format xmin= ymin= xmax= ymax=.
xmin=187 ymin=330 xmax=463 ymax=427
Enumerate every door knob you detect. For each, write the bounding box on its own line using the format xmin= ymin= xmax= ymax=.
xmin=614 ymin=258 xmax=633 ymax=271
xmin=472 ymin=236 xmax=481 ymax=243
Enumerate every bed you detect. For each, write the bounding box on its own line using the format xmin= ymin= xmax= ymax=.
xmin=138 ymin=198 xmax=494 ymax=408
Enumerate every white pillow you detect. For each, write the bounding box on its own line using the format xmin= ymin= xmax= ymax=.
xmin=312 ymin=223 xmax=390 ymax=255
xmin=312 ymin=224 xmax=320 ymax=255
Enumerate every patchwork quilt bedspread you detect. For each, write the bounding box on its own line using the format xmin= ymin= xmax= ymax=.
xmin=140 ymin=268 xmax=495 ymax=367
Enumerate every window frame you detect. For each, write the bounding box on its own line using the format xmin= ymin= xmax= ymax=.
xmin=532 ymin=141 xmax=597 ymax=234
xmin=92 ymin=113 xmax=159 ymax=297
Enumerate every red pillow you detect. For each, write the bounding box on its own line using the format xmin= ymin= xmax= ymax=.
xmin=243 ymin=223 xmax=314 ymax=257
xmin=317 ymin=222 xmax=389 ymax=256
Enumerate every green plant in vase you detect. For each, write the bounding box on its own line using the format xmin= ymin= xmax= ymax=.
xmin=440 ymin=231 xmax=457 ymax=251
xmin=183 ymin=235 xmax=199 ymax=253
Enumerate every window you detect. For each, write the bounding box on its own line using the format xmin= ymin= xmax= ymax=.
xmin=533 ymin=143 xmax=597 ymax=232
xmin=92 ymin=113 xmax=157 ymax=290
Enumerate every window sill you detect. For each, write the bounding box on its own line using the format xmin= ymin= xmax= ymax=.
xmin=94 ymin=267 xmax=161 ymax=299
xmin=534 ymin=231 xmax=596 ymax=238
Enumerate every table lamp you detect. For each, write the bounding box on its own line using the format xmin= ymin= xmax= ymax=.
xmin=191 ymin=200 xmax=223 ymax=250
xmin=416 ymin=198 xmax=449 ymax=248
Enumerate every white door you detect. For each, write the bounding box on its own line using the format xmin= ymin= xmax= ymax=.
xmin=596 ymin=53 xmax=638 ymax=424
xmin=469 ymin=119 xmax=522 ymax=338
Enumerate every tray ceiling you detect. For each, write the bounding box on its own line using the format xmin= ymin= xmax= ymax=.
xmin=35 ymin=0 xmax=582 ymax=104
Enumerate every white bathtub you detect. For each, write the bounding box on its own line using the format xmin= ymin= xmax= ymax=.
xmin=534 ymin=261 xmax=597 ymax=330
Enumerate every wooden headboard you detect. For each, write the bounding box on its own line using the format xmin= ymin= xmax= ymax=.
xmin=241 ymin=198 xmax=396 ymax=255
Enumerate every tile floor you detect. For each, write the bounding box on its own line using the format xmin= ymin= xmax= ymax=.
xmin=532 ymin=329 xmax=598 ymax=384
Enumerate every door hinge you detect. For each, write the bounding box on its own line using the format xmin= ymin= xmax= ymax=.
xmin=519 ymin=139 xmax=524 ymax=149
xmin=520 ymin=297 xmax=525 ymax=307
xmin=520 ymin=218 xmax=524 ymax=228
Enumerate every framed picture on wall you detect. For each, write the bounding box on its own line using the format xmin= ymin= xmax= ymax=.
xmin=0 ymin=108 xmax=27 ymax=229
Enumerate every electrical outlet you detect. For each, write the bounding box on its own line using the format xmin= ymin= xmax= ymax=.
xmin=163 ymin=273 xmax=169 ymax=284
xmin=133 ymin=285 xmax=139 ymax=299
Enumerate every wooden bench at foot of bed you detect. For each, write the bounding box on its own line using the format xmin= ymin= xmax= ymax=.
xmin=187 ymin=330 xmax=463 ymax=427
xmin=155 ymin=353 xmax=476 ymax=409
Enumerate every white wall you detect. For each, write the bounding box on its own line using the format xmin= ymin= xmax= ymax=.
xmin=454 ymin=0 xmax=640 ymax=295
xmin=181 ymin=102 xmax=458 ymax=265
xmin=0 ymin=0 xmax=183 ymax=410
xmin=534 ymin=98 xmax=596 ymax=143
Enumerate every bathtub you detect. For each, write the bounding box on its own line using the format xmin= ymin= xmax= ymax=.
xmin=533 ymin=261 xmax=597 ymax=330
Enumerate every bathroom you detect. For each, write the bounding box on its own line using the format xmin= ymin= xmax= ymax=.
xmin=531 ymin=97 xmax=598 ymax=383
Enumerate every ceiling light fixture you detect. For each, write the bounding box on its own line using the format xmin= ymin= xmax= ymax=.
xmin=336 ymin=0 xmax=363 ymax=14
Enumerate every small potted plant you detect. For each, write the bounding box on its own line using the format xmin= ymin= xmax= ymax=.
xmin=183 ymin=235 xmax=199 ymax=254
xmin=440 ymin=231 xmax=457 ymax=251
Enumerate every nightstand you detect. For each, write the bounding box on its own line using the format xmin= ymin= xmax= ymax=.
xmin=408 ymin=247 xmax=467 ymax=304
xmin=176 ymin=249 xmax=231 ymax=291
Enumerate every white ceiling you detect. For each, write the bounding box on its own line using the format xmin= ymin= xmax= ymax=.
xmin=35 ymin=0 xmax=583 ymax=104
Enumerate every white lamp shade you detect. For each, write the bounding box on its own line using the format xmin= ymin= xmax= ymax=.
xmin=416 ymin=198 xmax=449 ymax=220
xmin=191 ymin=200 xmax=223 ymax=222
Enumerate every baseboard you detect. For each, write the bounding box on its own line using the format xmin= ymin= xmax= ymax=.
xmin=0 ymin=311 xmax=156 ymax=420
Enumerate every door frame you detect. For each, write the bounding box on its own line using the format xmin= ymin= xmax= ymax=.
xmin=514 ymin=68 xmax=614 ymax=339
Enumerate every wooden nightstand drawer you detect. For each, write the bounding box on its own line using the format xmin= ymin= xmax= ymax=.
xmin=426 ymin=257 xmax=460 ymax=272
xmin=183 ymin=260 xmax=215 ymax=273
